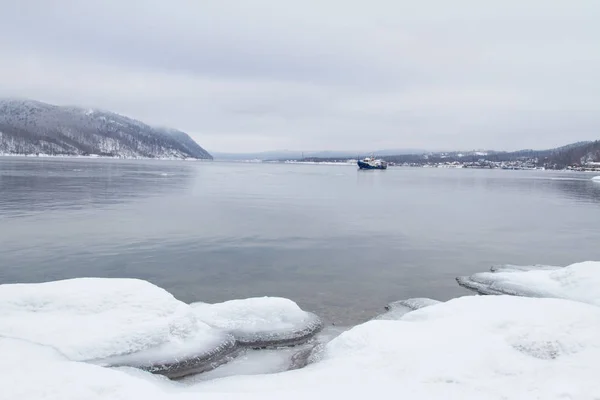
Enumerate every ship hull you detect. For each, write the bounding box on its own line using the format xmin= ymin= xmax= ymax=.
xmin=357 ymin=160 xmax=387 ymax=170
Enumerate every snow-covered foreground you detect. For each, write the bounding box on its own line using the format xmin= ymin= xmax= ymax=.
xmin=457 ymin=261 xmax=600 ymax=306
xmin=2 ymin=270 xmax=600 ymax=399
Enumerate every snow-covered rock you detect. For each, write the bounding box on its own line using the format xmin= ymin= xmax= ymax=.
xmin=0 ymin=99 xmax=212 ymax=159
xmin=0 ymin=278 xmax=236 ymax=378
xmin=457 ymin=261 xmax=600 ymax=306
xmin=374 ymin=297 xmax=441 ymax=320
xmin=186 ymin=295 xmax=600 ymax=399
xmin=191 ymin=297 xmax=323 ymax=347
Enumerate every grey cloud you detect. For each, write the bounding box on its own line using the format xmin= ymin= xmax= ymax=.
xmin=1 ymin=0 xmax=599 ymax=152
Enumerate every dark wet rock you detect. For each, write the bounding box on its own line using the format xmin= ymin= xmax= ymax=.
xmin=456 ymin=275 xmax=509 ymax=295
xmin=490 ymin=264 xmax=561 ymax=273
xmin=385 ymin=298 xmax=441 ymax=312
xmin=288 ymin=344 xmax=319 ymax=370
xmin=140 ymin=347 xmax=241 ymax=379
xmin=92 ymin=333 xmax=239 ymax=379
xmin=375 ymin=297 xmax=441 ymax=320
xmin=234 ymin=313 xmax=323 ymax=349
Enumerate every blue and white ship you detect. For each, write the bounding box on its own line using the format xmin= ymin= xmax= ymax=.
xmin=357 ymin=156 xmax=387 ymax=170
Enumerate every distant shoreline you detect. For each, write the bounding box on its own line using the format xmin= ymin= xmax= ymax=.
xmin=250 ymin=159 xmax=600 ymax=172
xmin=2 ymin=154 xmax=599 ymax=172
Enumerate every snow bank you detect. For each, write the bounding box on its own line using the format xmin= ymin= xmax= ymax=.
xmin=191 ymin=297 xmax=323 ymax=347
xmin=0 ymin=278 xmax=237 ymax=378
xmin=375 ymin=297 xmax=441 ymax=320
xmin=457 ymin=261 xmax=600 ymax=306
xmin=191 ymin=296 xmax=600 ymax=399
xmin=592 ymin=176 xmax=600 ymax=181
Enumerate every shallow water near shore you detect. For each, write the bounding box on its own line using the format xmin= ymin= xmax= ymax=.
xmin=1 ymin=157 xmax=600 ymax=325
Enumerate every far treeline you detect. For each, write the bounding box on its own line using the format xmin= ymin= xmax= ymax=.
xmin=294 ymin=140 xmax=600 ymax=169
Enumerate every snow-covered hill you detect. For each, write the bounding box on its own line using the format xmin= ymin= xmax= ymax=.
xmin=0 ymin=99 xmax=212 ymax=159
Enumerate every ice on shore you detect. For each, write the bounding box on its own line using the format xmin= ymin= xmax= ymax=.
xmin=190 ymin=297 xmax=323 ymax=347
xmin=457 ymin=261 xmax=600 ymax=306
xmin=0 ymin=278 xmax=237 ymax=378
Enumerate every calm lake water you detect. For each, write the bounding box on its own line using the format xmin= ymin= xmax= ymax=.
xmin=1 ymin=157 xmax=599 ymax=324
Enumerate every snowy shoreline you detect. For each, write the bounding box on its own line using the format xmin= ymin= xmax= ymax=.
xmin=0 ymin=153 xmax=211 ymax=161
xmin=1 ymin=261 xmax=600 ymax=399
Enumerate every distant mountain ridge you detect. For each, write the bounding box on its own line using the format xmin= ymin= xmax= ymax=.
xmin=543 ymin=140 xmax=600 ymax=168
xmin=212 ymin=148 xmax=427 ymax=161
xmin=0 ymin=99 xmax=212 ymax=159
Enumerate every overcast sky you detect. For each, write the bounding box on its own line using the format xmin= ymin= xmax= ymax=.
xmin=1 ymin=0 xmax=599 ymax=152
